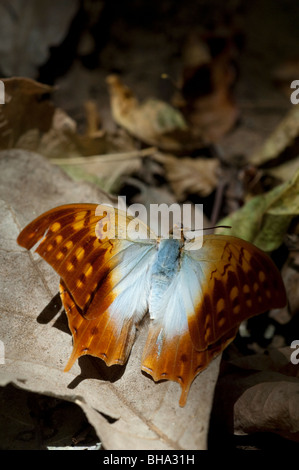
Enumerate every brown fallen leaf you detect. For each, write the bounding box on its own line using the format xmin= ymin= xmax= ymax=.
xmin=0 ymin=148 xmax=222 ymax=450
xmin=154 ymin=152 xmax=220 ymax=200
xmin=0 ymin=77 xmax=55 ymax=150
xmin=212 ymin=347 xmax=299 ymax=443
xmin=106 ymin=74 xmax=202 ymax=153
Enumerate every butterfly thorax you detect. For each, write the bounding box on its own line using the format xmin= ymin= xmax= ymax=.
xmin=154 ymin=238 xmax=183 ymax=277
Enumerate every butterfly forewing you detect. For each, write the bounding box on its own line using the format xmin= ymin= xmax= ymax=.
xmin=184 ymin=235 xmax=287 ymax=351
xmin=17 ymin=203 xmax=157 ymax=369
xmin=17 ymin=204 xmax=103 ymax=310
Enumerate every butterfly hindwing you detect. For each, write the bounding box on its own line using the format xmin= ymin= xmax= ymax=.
xmin=60 ymin=279 xmax=137 ymax=369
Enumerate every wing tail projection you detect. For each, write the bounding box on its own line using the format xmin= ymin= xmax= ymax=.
xmin=60 ymin=280 xmax=136 ymax=370
xmin=142 ymin=322 xmax=238 ymax=406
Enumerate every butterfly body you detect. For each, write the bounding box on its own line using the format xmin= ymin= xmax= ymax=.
xmin=149 ymin=238 xmax=182 ymax=319
xmin=17 ymin=203 xmax=287 ymax=406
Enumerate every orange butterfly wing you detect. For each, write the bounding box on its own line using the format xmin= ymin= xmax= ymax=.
xmin=141 ymin=235 xmax=287 ymax=406
xmin=185 ymin=235 xmax=287 ymax=350
xmin=59 ymin=279 xmax=136 ymax=370
xmin=17 ymin=203 xmax=157 ymax=368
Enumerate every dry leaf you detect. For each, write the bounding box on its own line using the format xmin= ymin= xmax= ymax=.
xmin=265 ymin=156 xmax=299 ymax=183
xmin=233 ymin=377 xmax=299 ymax=441
xmin=84 ymin=99 xmax=103 ymax=136
xmin=106 ymin=74 xmax=201 ymax=153
xmin=0 ymin=148 xmax=222 ymax=450
xmin=154 ymin=152 xmax=220 ymax=200
xmin=0 ymin=77 xmax=55 ymax=150
xmin=212 ymin=347 xmax=299 ymax=443
xmin=217 ymin=167 xmax=299 ymax=252
xmin=37 ymin=108 xmax=81 ymax=159
xmin=0 ymin=77 xmax=142 ymax=192
xmin=60 ymin=154 xmax=142 ymax=193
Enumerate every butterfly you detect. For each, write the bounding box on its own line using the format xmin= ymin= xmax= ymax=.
xmin=17 ymin=203 xmax=287 ymax=406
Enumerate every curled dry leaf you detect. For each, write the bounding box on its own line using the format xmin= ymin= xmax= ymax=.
xmin=233 ymin=377 xmax=299 ymax=441
xmin=106 ymin=74 xmax=201 ymax=153
xmin=154 ymin=152 xmax=220 ymax=200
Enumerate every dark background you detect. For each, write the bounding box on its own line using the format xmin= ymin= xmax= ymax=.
xmin=2 ymin=0 xmax=299 ymax=133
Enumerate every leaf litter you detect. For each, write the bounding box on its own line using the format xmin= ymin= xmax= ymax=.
xmin=1 ymin=5 xmax=299 ymax=450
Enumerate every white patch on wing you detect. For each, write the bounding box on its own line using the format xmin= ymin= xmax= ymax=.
xmin=108 ymin=241 xmax=157 ymax=327
xmin=148 ymin=251 xmax=210 ymax=340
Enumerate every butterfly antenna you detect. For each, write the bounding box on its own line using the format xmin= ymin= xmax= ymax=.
xmin=203 ymin=225 xmax=232 ymax=231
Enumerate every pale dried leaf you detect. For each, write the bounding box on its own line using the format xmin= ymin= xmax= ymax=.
xmin=106 ymin=74 xmax=200 ymax=153
xmin=265 ymin=156 xmax=299 ymax=183
xmin=154 ymin=152 xmax=220 ymax=200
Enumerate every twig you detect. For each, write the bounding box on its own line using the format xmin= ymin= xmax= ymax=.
xmin=49 ymin=147 xmax=157 ymax=165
